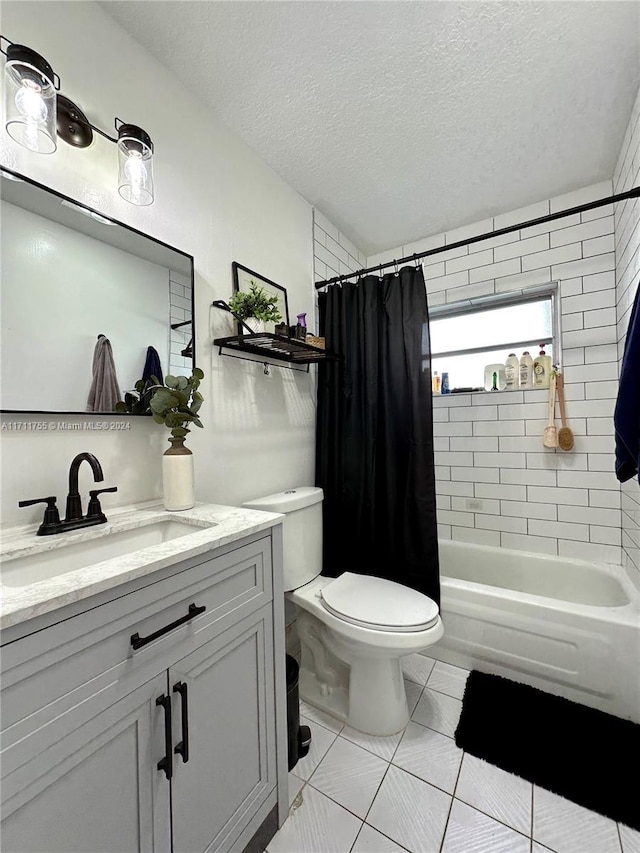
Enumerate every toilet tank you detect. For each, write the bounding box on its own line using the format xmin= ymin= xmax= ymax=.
xmin=243 ymin=487 xmax=323 ymax=592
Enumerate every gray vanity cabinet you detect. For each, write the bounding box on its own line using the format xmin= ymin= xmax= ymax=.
xmin=0 ymin=671 xmax=171 ymax=853
xmin=0 ymin=528 xmax=286 ymax=853
xmin=170 ymin=607 xmax=275 ymax=853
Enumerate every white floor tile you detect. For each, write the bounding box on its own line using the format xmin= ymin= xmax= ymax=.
xmin=367 ymin=765 xmax=451 ymax=853
xmin=620 ymin=824 xmax=640 ymax=853
xmin=294 ymin=716 xmax=338 ymax=781
xmin=442 ymin=799 xmax=530 ymax=853
xmin=308 ymin=736 xmax=388 ymax=819
xmin=266 ymin=785 xmax=361 ymax=853
xmin=426 ymin=661 xmax=469 ymax=700
xmin=455 ymin=753 xmax=532 ymax=835
xmin=288 ymin=772 xmax=305 ymax=809
xmin=351 ymin=823 xmax=409 ymax=852
xmin=340 ymin=724 xmax=403 ymax=762
xmin=533 ymin=786 xmax=622 ymax=853
xmin=392 ymin=720 xmax=463 ymax=794
xmin=411 ymin=686 xmax=463 ymax=739
xmin=300 ymin=700 xmax=344 ymax=734
xmin=404 ymin=678 xmax=423 ymax=715
xmin=401 ymin=652 xmax=436 ymax=685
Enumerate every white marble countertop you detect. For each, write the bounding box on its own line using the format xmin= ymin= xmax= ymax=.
xmin=0 ymin=501 xmax=283 ymax=630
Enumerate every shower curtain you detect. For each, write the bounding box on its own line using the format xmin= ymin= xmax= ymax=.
xmin=316 ymin=264 xmax=440 ymax=605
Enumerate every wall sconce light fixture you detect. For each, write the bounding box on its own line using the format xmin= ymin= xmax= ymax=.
xmin=1 ymin=39 xmax=59 ymax=154
xmin=1 ymin=36 xmax=154 ymax=205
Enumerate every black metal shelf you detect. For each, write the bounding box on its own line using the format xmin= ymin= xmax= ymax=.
xmin=213 ymin=333 xmax=339 ymax=365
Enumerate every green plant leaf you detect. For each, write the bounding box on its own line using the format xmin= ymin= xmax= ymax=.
xmin=192 ymin=367 xmax=204 ymax=380
xmin=165 ymin=375 xmax=179 ymax=389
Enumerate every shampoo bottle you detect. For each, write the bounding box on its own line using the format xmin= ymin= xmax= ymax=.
xmin=519 ymin=351 xmax=533 ymax=389
xmin=533 ymin=344 xmax=552 ymax=389
xmin=505 ymin=353 xmax=519 ymax=390
xmin=432 ymin=371 xmax=441 ymax=394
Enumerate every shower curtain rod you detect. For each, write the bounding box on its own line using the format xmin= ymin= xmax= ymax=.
xmin=315 ymin=186 xmax=640 ymax=289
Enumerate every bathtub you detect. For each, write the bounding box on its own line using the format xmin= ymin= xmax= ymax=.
xmin=432 ymin=540 xmax=640 ymax=723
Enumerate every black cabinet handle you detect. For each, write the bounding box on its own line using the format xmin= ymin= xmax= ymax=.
xmin=173 ymin=681 xmax=189 ymax=764
xmin=156 ymin=693 xmax=173 ymax=780
xmin=130 ymin=603 xmax=206 ymax=651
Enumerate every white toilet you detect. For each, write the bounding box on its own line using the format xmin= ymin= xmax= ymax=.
xmin=243 ymin=486 xmax=443 ymax=736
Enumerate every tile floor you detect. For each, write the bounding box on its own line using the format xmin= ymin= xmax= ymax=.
xmin=266 ymin=655 xmax=640 ymax=853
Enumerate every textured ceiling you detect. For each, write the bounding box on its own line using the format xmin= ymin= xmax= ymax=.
xmin=100 ymin=1 xmax=640 ymax=256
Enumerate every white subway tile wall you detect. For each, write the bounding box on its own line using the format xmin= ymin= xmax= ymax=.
xmin=614 ymin=86 xmax=640 ymax=587
xmin=313 ymin=209 xmax=366 ymax=334
xmin=169 ymin=270 xmax=192 ymax=375
xmin=369 ymin=177 xmax=623 ymax=565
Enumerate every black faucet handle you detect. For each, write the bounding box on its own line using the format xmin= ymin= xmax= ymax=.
xmin=87 ymin=486 xmax=118 ymax=520
xmin=18 ymin=496 xmax=57 ymax=508
xmin=18 ymin=496 xmax=61 ymax=534
xmin=88 ymin=486 xmax=118 ymax=498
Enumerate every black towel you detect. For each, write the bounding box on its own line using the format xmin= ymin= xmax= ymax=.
xmin=142 ymin=345 xmax=163 ymax=389
xmin=614 ymin=279 xmax=640 ymax=482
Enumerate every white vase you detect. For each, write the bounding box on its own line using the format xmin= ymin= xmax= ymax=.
xmin=244 ymin=318 xmax=266 ymax=334
xmin=162 ymin=436 xmax=195 ymax=511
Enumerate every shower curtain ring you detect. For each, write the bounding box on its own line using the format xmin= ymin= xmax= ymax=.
xmin=379 ymin=263 xmax=384 ymax=279
xmin=263 ymin=362 xmax=270 ymax=375
xmin=394 ymin=259 xmax=399 ymax=276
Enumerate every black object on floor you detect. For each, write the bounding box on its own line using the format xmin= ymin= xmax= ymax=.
xmin=285 ymin=654 xmax=311 ymax=771
xmin=455 ymin=670 xmax=640 ymax=831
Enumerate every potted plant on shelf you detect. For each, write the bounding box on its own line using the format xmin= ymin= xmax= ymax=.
xmin=116 ymin=368 xmax=204 ymax=511
xmin=227 ymin=280 xmax=282 ymax=334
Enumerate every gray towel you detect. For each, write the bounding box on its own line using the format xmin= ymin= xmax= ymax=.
xmin=86 ymin=336 xmax=122 ymax=412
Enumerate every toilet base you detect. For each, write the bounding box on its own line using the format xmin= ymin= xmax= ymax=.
xmin=293 ymin=595 xmax=444 ymax=736
xmin=298 ymin=655 xmax=410 ymax=736
xmin=299 ymin=667 xmax=349 ymax=725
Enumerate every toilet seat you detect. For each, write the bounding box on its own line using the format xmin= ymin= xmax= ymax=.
xmin=320 ymin=572 xmax=439 ymax=633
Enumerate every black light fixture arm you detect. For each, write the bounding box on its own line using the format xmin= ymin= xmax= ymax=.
xmin=315 ymin=186 xmax=640 ymax=289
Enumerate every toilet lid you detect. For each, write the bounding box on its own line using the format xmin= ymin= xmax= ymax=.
xmin=320 ymin=572 xmax=439 ymax=632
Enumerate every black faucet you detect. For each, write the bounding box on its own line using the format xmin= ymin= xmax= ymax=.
xmin=19 ymin=453 xmax=118 ymax=536
xmin=65 ymin=452 xmax=104 ymax=521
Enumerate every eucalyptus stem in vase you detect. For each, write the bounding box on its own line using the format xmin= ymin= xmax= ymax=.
xmin=148 ymin=368 xmax=204 ymax=511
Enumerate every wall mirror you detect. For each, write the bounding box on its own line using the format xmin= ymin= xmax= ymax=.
xmin=0 ymin=168 xmax=194 ymax=414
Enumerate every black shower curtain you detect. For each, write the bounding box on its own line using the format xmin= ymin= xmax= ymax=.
xmin=316 ymin=264 xmax=440 ymax=605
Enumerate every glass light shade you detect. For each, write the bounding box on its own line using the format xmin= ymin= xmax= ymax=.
xmin=4 ymin=44 xmax=57 ymax=154
xmin=117 ymin=124 xmax=154 ymax=206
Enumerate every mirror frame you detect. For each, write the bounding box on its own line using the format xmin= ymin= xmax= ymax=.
xmin=0 ymin=167 xmax=196 ymax=416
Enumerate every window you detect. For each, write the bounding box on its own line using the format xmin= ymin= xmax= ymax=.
xmin=427 ymin=284 xmax=560 ymax=391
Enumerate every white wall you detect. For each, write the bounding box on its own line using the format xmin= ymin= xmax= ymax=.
xmin=614 ymin=86 xmax=640 ymax=589
xmin=0 ymin=1 xmax=316 ymax=527
xmin=369 ymin=182 xmax=621 ymax=564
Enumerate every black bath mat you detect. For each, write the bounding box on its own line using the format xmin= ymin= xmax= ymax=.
xmin=455 ymin=670 xmax=640 ymax=831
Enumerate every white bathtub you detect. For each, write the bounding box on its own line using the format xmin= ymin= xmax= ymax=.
xmin=433 ymin=540 xmax=640 ymax=723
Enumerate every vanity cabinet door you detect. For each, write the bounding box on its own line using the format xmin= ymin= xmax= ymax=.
xmin=170 ymin=606 xmax=276 ymax=853
xmin=0 ymin=673 xmax=171 ymax=853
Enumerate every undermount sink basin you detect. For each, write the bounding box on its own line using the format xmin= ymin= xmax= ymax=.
xmin=1 ymin=519 xmax=216 ymax=588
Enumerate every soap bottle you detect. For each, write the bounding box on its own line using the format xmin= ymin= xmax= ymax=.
xmin=519 ymin=351 xmax=533 ymax=389
xmin=533 ymin=344 xmax=551 ymax=389
xmin=432 ymin=371 xmax=441 ymax=394
xmin=295 ymin=312 xmax=307 ymax=341
xmin=504 ymin=353 xmax=519 ymax=390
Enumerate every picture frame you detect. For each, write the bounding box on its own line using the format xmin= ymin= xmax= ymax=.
xmin=231 ymin=262 xmax=290 ymax=335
